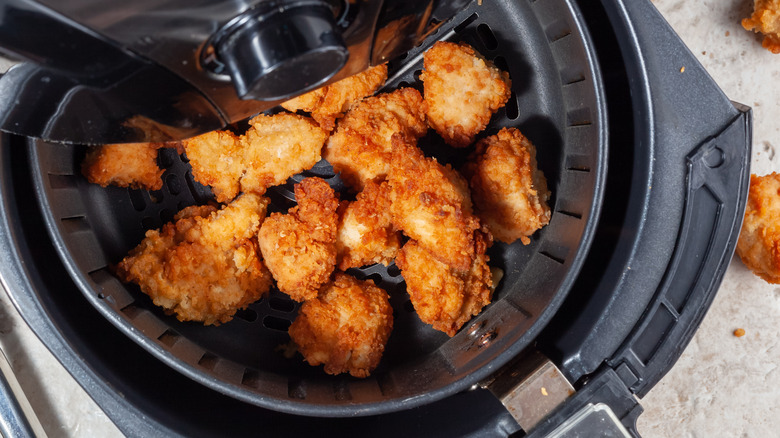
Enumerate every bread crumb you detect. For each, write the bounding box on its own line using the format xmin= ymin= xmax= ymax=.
xmin=680 ymin=66 xmax=686 ymax=73
xmin=734 ymin=328 xmax=746 ymax=337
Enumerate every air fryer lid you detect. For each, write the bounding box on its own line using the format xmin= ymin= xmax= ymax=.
xmin=29 ymin=0 xmax=606 ymax=416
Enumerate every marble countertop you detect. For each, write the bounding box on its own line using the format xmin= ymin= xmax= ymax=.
xmin=0 ymin=1 xmax=777 ymax=436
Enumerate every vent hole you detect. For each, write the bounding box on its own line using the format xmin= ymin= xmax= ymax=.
xmin=235 ymin=308 xmax=258 ymax=322
xmin=157 ymin=147 xmax=177 ymax=168
xmin=160 ymin=208 xmax=175 ymax=224
xmin=166 ymin=173 xmax=182 ymax=195
xmin=48 ymin=173 xmax=78 ymax=189
xmin=263 ymin=315 xmax=292 ymax=332
xmin=288 ymin=379 xmax=307 ymax=399
xmin=505 ymin=91 xmax=519 ymax=120
xmin=477 ymin=23 xmax=499 ymax=51
xmin=386 ymin=263 xmax=401 ymax=277
xmin=198 ymin=352 xmax=219 ymax=371
xmin=128 ymin=189 xmax=147 ymax=211
xmin=158 ymin=329 xmax=180 ymax=347
xmin=242 ymin=369 xmax=262 ymax=388
xmin=556 ymin=209 xmax=582 ymax=220
xmin=454 ymin=13 xmax=478 ymax=34
xmin=269 ymin=297 xmax=296 ymax=313
xmin=334 ymin=380 xmax=352 ymax=401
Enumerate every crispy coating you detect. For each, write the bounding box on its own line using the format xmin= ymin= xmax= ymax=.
xmin=288 ymin=272 xmax=393 ymax=377
xmin=258 ymin=177 xmax=339 ymax=301
xmin=336 ymin=180 xmax=400 ymax=270
xmin=395 ymin=236 xmax=492 ymax=337
xmin=388 ymin=134 xmax=482 ymax=271
xmin=183 ymin=113 xmax=329 ymax=203
xmin=743 ymin=0 xmax=780 ymax=54
xmin=421 ymin=41 xmax=512 ymax=148
xmin=463 ymin=128 xmax=551 ymax=245
xmin=115 ymin=194 xmax=272 ymax=325
xmin=281 ymin=64 xmax=389 ymax=131
xmin=82 ymin=142 xmax=165 ymax=190
xmin=737 ymin=173 xmax=780 ymax=283
xmin=323 ymin=88 xmax=428 ymax=191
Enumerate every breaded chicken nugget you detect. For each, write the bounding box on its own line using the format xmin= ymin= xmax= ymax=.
xmin=737 ymin=173 xmax=780 ymax=283
xmin=288 ymin=272 xmax=393 ymax=377
xmin=82 ymin=142 xmax=166 ymax=190
xmin=336 ymin=180 xmax=400 ymax=270
xmin=258 ymin=177 xmax=339 ymax=301
xmin=395 ymin=235 xmax=493 ymax=337
xmin=743 ymin=0 xmax=780 ymax=54
xmin=388 ymin=134 xmax=482 ymax=271
xmin=281 ymin=64 xmax=389 ymax=131
xmin=183 ymin=113 xmax=329 ymax=203
xmin=323 ymin=88 xmax=428 ymax=191
xmin=462 ymin=127 xmax=551 ymax=245
xmin=421 ymin=41 xmax=512 ymax=148
xmin=115 ymin=193 xmax=272 ymax=325
xmin=182 ymin=130 xmax=244 ymax=202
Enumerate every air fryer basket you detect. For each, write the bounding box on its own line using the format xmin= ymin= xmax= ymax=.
xmin=30 ymin=0 xmax=606 ymax=416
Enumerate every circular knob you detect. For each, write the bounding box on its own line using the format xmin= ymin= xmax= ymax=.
xmin=216 ymin=4 xmax=348 ymax=101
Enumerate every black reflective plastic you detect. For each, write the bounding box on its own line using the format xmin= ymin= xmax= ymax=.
xmin=0 ymin=0 xmax=466 ymax=144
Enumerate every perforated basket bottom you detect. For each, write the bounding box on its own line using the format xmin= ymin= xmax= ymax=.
xmin=30 ymin=0 xmax=606 ymax=416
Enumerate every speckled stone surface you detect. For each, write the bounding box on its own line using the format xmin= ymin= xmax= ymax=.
xmin=639 ymin=1 xmax=780 ymax=436
xmin=0 ymin=1 xmax=776 ymax=437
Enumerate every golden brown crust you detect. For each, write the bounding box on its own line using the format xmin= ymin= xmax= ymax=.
xmin=182 ymin=113 xmax=329 ymax=203
xmin=288 ymin=272 xmax=393 ymax=378
xmin=257 ymin=177 xmax=339 ymax=301
xmin=395 ymin=238 xmax=492 ymax=337
xmin=421 ymin=41 xmax=512 ymax=147
xmin=336 ymin=180 xmax=400 ymax=270
xmin=462 ymin=127 xmax=551 ymax=244
xmin=323 ymin=88 xmax=428 ymax=192
xmin=281 ymin=64 xmax=389 ymax=131
xmin=743 ymin=0 xmax=780 ymax=54
xmin=81 ymin=142 xmax=166 ymax=191
xmin=388 ymin=134 xmax=481 ymax=271
xmin=737 ymin=173 xmax=780 ymax=283
xmin=115 ymin=193 xmax=272 ymax=325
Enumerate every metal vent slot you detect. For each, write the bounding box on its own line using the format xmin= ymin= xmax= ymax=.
xmin=477 ymin=23 xmax=498 ymax=50
xmin=454 ymin=13 xmax=478 ymax=34
xmin=263 ymin=315 xmax=292 ymax=332
xmin=158 ymin=329 xmax=180 ymax=348
xmin=47 ymin=173 xmax=79 ymax=189
xmin=539 ymin=251 xmax=565 ymax=265
xmin=198 ymin=352 xmax=219 ymax=371
xmin=334 ymin=380 xmax=352 ymax=401
xmin=556 ymin=209 xmax=582 ymax=220
xmin=288 ymin=379 xmax=307 ymax=400
xmin=234 ymin=308 xmax=258 ymax=322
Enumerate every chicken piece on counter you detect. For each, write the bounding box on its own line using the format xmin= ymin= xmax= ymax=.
xmin=743 ymin=0 xmax=780 ymax=54
xmin=82 ymin=142 xmax=178 ymax=191
xmin=336 ymin=180 xmax=400 ymax=270
xmin=736 ymin=173 xmax=780 ymax=283
xmin=258 ymin=177 xmax=340 ymax=302
xmin=421 ymin=41 xmax=512 ymax=148
xmin=462 ymin=127 xmax=551 ymax=245
xmin=115 ymin=193 xmax=272 ymax=325
xmin=183 ymin=112 xmax=329 ymax=203
xmin=281 ymin=64 xmax=389 ymax=132
xmin=388 ymin=134 xmax=482 ymax=272
xmin=288 ymin=272 xmax=393 ymax=378
xmin=323 ymin=88 xmax=428 ymax=192
xmin=395 ymin=233 xmax=493 ymax=337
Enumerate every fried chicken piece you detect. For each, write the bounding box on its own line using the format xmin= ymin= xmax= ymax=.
xmin=183 ymin=113 xmax=329 ymax=203
xmin=421 ymin=41 xmax=512 ymax=148
xmin=388 ymin=134 xmax=482 ymax=271
xmin=82 ymin=142 xmax=166 ymax=190
xmin=395 ymin=236 xmax=493 ymax=337
xmin=115 ymin=193 xmax=272 ymax=325
xmin=281 ymin=64 xmax=389 ymax=131
xmin=258 ymin=177 xmax=339 ymax=301
xmin=323 ymin=88 xmax=428 ymax=191
xmin=743 ymin=0 xmax=780 ymax=54
xmin=462 ymin=128 xmax=551 ymax=245
xmin=336 ymin=180 xmax=400 ymax=270
xmin=288 ymin=272 xmax=393 ymax=377
xmin=737 ymin=173 xmax=780 ymax=283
